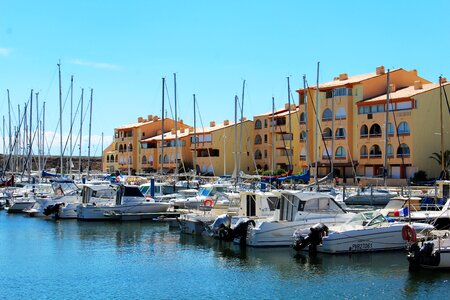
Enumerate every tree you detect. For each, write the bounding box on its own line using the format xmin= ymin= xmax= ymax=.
xmin=429 ymin=150 xmax=450 ymax=170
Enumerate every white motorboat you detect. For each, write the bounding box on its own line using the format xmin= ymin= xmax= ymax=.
xmin=171 ymin=183 xmax=234 ymax=209
xmin=344 ymin=186 xmax=397 ymax=206
xmin=77 ymin=185 xmax=171 ymax=220
xmin=7 ymin=183 xmax=53 ymax=213
xmin=293 ymin=211 xmax=434 ymax=253
xmin=245 ymin=191 xmax=354 ymax=247
xmin=407 ymin=230 xmax=450 ymax=269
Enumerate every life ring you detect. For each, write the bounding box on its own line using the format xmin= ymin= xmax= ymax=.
xmin=402 ymin=224 xmax=417 ymax=243
xmin=204 ymin=199 xmax=213 ymax=207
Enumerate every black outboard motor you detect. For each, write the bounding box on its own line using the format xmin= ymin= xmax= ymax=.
xmin=232 ymin=219 xmax=256 ymax=245
xmin=43 ymin=203 xmax=65 ymax=218
xmin=407 ymin=241 xmax=440 ymax=271
xmin=293 ymin=223 xmax=329 ymax=253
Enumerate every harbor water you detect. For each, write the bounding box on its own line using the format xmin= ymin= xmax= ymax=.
xmin=0 ymin=211 xmax=447 ymax=299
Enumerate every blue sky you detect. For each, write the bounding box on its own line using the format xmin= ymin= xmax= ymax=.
xmin=1 ymin=0 xmax=449 ymax=156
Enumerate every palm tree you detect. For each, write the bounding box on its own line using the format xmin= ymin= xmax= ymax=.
xmin=429 ymin=150 xmax=450 ymax=169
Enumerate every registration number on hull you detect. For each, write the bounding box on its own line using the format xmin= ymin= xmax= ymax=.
xmin=350 ymin=242 xmax=373 ymax=251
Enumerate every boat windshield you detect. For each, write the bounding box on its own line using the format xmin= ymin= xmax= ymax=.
xmin=347 ymin=211 xmax=387 ymax=226
xmin=367 ymin=213 xmax=388 ymax=226
xmin=140 ymin=185 xmax=149 ymax=195
xmin=199 ymin=187 xmax=213 ymax=197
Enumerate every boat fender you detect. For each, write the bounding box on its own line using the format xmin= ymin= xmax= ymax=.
xmin=204 ymin=199 xmax=213 ymax=207
xmin=402 ymin=224 xmax=417 ymax=243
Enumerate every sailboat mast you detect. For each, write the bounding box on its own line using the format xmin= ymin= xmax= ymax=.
xmin=87 ymin=89 xmax=93 ymax=179
xmin=315 ymin=62 xmax=320 ymax=187
xmin=7 ymin=90 xmax=11 ymax=167
xmin=239 ymin=80 xmax=245 ymax=174
xmin=439 ymin=76 xmax=444 ymax=174
xmin=193 ymin=94 xmax=197 ymax=174
xmin=79 ymin=89 xmax=84 ymax=176
xmin=174 ymin=73 xmax=178 ymax=176
xmin=69 ymin=75 xmax=74 ymax=175
xmin=28 ymin=89 xmax=33 ymax=181
xmin=271 ymin=96 xmax=275 ymax=175
xmin=58 ymin=62 xmax=63 ymax=175
xmin=287 ymin=77 xmax=292 ymax=172
xmin=2 ymin=116 xmax=5 ymax=174
xmin=383 ymin=69 xmax=390 ymax=186
xmin=36 ymin=92 xmax=41 ymax=182
xmin=303 ymin=75 xmax=310 ymax=169
xmin=331 ymin=84 xmax=335 ymax=178
xmin=161 ymin=78 xmax=165 ymax=175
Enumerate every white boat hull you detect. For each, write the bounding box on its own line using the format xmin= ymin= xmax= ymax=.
xmin=77 ymin=202 xmax=171 ymax=220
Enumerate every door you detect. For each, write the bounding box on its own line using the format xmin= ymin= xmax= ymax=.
xmin=391 ymin=166 xmax=401 ymax=179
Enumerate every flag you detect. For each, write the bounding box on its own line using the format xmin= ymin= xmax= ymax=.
xmin=394 ymin=207 xmax=409 ymax=217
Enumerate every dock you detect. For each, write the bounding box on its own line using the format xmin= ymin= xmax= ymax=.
xmin=103 ymin=211 xmax=182 ymax=221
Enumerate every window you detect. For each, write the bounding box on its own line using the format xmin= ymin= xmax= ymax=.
xmin=335 ymin=146 xmax=346 ymax=159
xmin=322 ymin=148 xmax=332 ymax=159
xmin=300 ymin=148 xmax=307 ymax=160
xmin=387 ymin=144 xmax=394 ymax=157
xmin=335 ymin=107 xmax=347 ymax=119
xmin=264 ymin=134 xmax=268 ymax=143
xmin=128 ymin=144 xmax=133 ymax=151
xmin=397 ymin=122 xmax=410 ymax=135
xmin=264 ymin=149 xmax=267 ymax=158
xmin=335 ymin=128 xmax=346 ymax=139
xmin=142 ymin=155 xmax=147 ymax=164
xmin=115 ymin=143 xmax=118 ymax=150
xmin=397 ymin=144 xmax=410 ymax=157
xmin=322 ymin=108 xmax=332 ymax=121
xmin=119 ymin=144 xmax=124 ymax=152
xmin=333 ymin=88 xmax=352 ymax=97
xmin=369 ymin=124 xmax=382 ymax=137
xmin=255 ymin=119 xmax=262 ymax=129
xmin=387 ymin=123 xmax=394 ymax=136
xmin=360 ymin=145 xmax=368 ymax=158
xmin=106 ymin=156 xmax=110 ymax=163
xmin=163 ymin=155 xmax=169 ymax=163
xmin=255 ymin=150 xmax=262 ymax=160
xmin=300 ymin=131 xmax=307 ymax=141
xmin=264 ymin=119 xmax=268 ymax=128
xmin=360 ymin=125 xmax=368 ymax=137
xmin=110 ymin=155 xmax=114 ymax=162
xmin=300 ymin=112 xmax=306 ymax=124
xmin=115 ymin=155 xmax=118 ymax=162
xmin=323 ymin=127 xmax=332 ymax=139
xmin=254 ymin=134 xmax=262 ymax=145
xmin=370 ymin=144 xmax=382 ymax=158
xmin=397 ymin=101 xmax=412 ymax=110
xmin=123 ymin=144 xmax=127 ymax=152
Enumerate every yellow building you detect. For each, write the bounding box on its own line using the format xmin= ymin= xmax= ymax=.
xmin=102 ymin=115 xmax=190 ymax=174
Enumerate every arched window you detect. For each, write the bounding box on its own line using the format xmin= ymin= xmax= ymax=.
xmin=255 ymin=150 xmax=262 ymax=160
xmin=254 ymin=134 xmax=262 ymax=144
xmin=115 ymin=155 xmax=118 ymax=162
xmin=149 ymin=155 xmax=153 ymax=166
xmin=369 ymin=124 xmax=382 ymax=137
xmin=336 ymin=107 xmax=347 ymax=119
xmin=255 ymin=119 xmax=262 ymax=129
xmin=360 ymin=145 xmax=368 ymax=158
xmin=397 ymin=144 xmax=410 ymax=157
xmin=207 ymin=164 xmax=214 ymax=174
xmin=115 ymin=143 xmax=118 ymax=151
xmin=142 ymin=155 xmax=147 ymax=164
xmin=387 ymin=144 xmax=394 ymax=157
xmin=322 ymin=148 xmax=332 ymax=159
xmin=163 ymin=154 xmax=169 ymax=163
xmin=264 ymin=119 xmax=268 ymax=128
xmin=323 ymin=128 xmax=332 ymax=139
xmin=171 ymin=154 xmax=175 ymax=162
xmin=300 ymin=112 xmax=306 ymax=124
xmin=300 ymin=148 xmax=307 ymax=160
xmin=300 ymin=131 xmax=307 ymax=141
xmin=128 ymin=156 xmax=132 ymax=164
xmin=106 ymin=156 xmax=110 ymax=163
xmin=257 ymin=164 xmax=262 ymax=170
xmin=335 ymin=128 xmax=346 ymax=138
xmin=119 ymin=144 xmax=123 ymax=152
xmin=360 ymin=125 xmax=368 ymax=138
xmin=322 ymin=108 xmax=332 ymax=121
xmin=158 ymin=154 xmax=162 ymax=163
xmin=264 ymin=149 xmax=267 ymax=158
xmin=335 ymin=146 xmax=346 ymax=158
xmin=128 ymin=144 xmax=133 ymax=151
xmin=387 ymin=123 xmax=394 ymax=136
xmin=110 ymin=155 xmax=114 ymax=162
xmin=369 ymin=144 xmax=382 ymax=158
xmin=397 ymin=122 xmax=410 ymax=135
xmin=123 ymin=144 xmax=127 ymax=152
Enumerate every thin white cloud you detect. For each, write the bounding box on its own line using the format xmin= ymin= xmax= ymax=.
xmin=69 ymin=59 xmax=121 ymax=70
xmin=0 ymin=48 xmax=12 ymax=56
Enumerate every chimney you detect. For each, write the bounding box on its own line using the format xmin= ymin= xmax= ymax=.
xmin=240 ymin=117 xmax=247 ymax=122
xmin=210 ymin=121 xmax=216 ymax=127
xmin=189 ymin=128 xmax=194 ymax=133
xmin=376 ymin=66 xmax=385 ymax=75
xmin=224 ymin=120 xmax=230 ymax=126
xmin=179 ymin=119 xmax=183 ymax=124
xmin=148 ymin=114 xmax=153 ymax=120
xmin=410 ymin=69 xmax=418 ymax=76
xmin=440 ymin=77 xmax=447 ymax=84
xmin=171 ymin=128 xmax=176 ymax=134
xmin=339 ymin=73 xmax=348 ymax=81
xmin=284 ymin=103 xmax=289 ymax=109
xmin=153 ymin=115 xmax=159 ymax=121
xmin=389 ymin=83 xmax=396 ymax=93
xmin=138 ymin=117 xmax=143 ymax=123
xmin=414 ymin=80 xmax=423 ymax=90
xmin=333 ymin=76 xmax=340 ymax=81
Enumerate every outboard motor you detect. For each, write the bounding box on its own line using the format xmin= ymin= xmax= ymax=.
xmin=232 ymin=218 xmax=256 ymax=245
xmin=43 ymin=203 xmax=65 ymax=218
xmin=293 ymin=223 xmax=329 ymax=253
xmin=407 ymin=241 xmax=440 ymax=270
